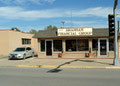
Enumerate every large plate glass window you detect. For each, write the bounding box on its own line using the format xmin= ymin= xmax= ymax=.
xmin=53 ymin=40 xmax=62 ymax=52
xmin=92 ymin=39 xmax=98 ymax=51
xmin=66 ymin=39 xmax=89 ymax=52
xmin=40 ymin=40 xmax=45 ymax=52
xmin=77 ymin=39 xmax=89 ymax=51
xmin=66 ymin=40 xmax=77 ymax=52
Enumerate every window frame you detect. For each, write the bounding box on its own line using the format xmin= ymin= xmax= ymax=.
xmin=22 ymin=38 xmax=31 ymax=45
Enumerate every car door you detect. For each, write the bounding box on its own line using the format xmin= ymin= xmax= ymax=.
xmin=26 ymin=47 xmax=32 ymax=57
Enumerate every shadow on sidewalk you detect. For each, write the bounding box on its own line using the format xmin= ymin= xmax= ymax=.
xmin=79 ymin=60 xmax=113 ymax=65
xmin=47 ymin=59 xmax=113 ymax=73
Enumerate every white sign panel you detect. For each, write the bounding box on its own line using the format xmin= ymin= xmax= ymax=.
xmin=58 ymin=28 xmax=93 ymax=36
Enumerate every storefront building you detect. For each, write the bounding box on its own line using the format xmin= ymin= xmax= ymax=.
xmin=33 ymin=28 xmax=120 ymax=59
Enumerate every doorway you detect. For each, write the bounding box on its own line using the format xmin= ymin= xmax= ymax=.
xmin=98 ymin=39 xmax=108 ymax=56
xmin=46 ymin=40 xmax=52 ymax=56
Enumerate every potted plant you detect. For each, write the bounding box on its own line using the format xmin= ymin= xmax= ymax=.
xmin=88 ymin=48 xmax=92 ymax=57
xmin=58 ymin=49 xmax=64 ymax=58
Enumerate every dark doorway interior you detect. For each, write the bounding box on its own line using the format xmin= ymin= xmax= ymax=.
xmin=100 ymin=40 xmax=107 ymax=55
xmin=46 ymin=41 xmax=52 ymax=56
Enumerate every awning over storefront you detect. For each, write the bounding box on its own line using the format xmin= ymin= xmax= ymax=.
xmin=33 ymin=28 xmax=120 ymax=39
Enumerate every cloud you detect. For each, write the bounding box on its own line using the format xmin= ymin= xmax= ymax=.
xmin=73 ymin=7 xmax=113 ymax=18
xmin=0 ymin=6 xmax=117 ymax=20
xmin=65 ymin=20 xmax=108 ymax=28
xmin=0 ymin=0 xmax=55 ymax=5
xmin=0 ymin=7 xmax=60 ymax=20
xmin=66 ymin=20 xmax=100 ymax=24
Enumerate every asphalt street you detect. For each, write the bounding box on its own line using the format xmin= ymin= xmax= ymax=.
xmin=0 ymin=67 xmax=120 ymax=86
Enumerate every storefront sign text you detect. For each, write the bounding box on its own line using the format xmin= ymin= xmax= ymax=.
xmin=58 ymin=28 xmax=93 ymax=36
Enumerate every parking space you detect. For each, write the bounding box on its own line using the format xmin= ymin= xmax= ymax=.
xmin=0 ymin=56 xmax=36 ymax=67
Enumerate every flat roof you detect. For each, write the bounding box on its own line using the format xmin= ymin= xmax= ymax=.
xmin=0 ymin=29 xmax=34 ymax=35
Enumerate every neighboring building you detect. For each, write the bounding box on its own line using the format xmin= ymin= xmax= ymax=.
xmin=33 ymin=28 xmax=120 ymax=59
xmin=0 ymin=29 xmax=38 ymax=56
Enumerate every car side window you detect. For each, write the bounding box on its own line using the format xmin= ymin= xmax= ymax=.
xmin=26 ymin=47 xmax=31 ymax=51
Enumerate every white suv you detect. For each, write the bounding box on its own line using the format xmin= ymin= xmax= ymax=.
xmin=9 ymin=47 xmax=34 ymax=60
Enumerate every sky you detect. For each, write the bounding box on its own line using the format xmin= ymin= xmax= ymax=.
xmin=0 ymin=0 xmax=120 ymax=32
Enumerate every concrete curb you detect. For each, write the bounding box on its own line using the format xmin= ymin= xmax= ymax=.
xmin=16 ymin=65 xmax=120 ymax=69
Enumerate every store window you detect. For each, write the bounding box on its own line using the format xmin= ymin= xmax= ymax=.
xmin=77 ymin=39 xmax=89 ymax=51
xmin=66 ymin=40 xmax=77 ymax=51
xmin=92 ymin=39 xmax=98 ymax=51
xmin=53 ymin=40 xmax=62 ymax=52
xmin=22 ymin=38 xmax=31 ymax=45
xmin=66 ymin=39 xmax=89 ymax=52
xmin=109 ymin=38 xmax=114 ymax=51
xmin=40 ymin=40 xmax=45 ymax=52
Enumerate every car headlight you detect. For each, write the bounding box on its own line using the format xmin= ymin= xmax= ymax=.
xmin=17 ymin=54 xmax=22 ymax=57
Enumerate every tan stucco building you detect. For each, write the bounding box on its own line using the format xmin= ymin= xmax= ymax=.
xmin=0 ymin=28 xmax=120 ymax=59
xmin=33 ymin=28 xmax=120 ymax=59
xmin=0 ymin=29 xmax=38 ymax=56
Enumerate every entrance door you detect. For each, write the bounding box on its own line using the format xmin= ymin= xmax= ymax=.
xmin=46 ymin=40 xmax=52 ymax=56
xmin=98 ymin=39 xmax=108 ymax=56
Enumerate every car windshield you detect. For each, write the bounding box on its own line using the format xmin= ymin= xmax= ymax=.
xmin=14 ymin=48 xmax=25 ymax=52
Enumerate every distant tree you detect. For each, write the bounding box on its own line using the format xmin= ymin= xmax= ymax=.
xmin=45 ymin=25 xmax=57 ymax=31
xmin=11 ymin=27 xmax=20 ymax=31
xmin=29 ymin=29 xmax=37 ymax=34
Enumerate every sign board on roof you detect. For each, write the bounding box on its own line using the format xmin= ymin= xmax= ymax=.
xmin=57 ymin=28 xmax=93 ymax=36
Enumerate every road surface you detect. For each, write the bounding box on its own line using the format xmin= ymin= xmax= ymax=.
xmin=0 ymin=67 xmax=120 ymax=86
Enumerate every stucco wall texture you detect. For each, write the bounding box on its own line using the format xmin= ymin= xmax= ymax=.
xmin=0 ymin=30 xmax=38 ymax=56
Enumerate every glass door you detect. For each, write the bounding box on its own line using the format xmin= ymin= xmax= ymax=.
xmin=98 ymin=39 xmax=108 ymax=56
xmin=46 ymin=40 xmax=52 ymax=56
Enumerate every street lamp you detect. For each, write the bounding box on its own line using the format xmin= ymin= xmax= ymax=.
xmin=113 ymin=0 xmax=119 ymax=65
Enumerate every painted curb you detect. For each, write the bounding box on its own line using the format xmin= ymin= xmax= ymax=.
xmin=16 ymin=65 xmax=120 ymax=69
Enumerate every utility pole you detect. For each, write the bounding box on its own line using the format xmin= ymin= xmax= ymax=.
xmin=113 ymin=0 xmax=119 ymax=65
xmin=61 ymin=21 xmax=65 ymax=28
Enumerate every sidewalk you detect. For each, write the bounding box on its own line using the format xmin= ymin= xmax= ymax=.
xmin=0 ymin=57 xmax=120 ymax=69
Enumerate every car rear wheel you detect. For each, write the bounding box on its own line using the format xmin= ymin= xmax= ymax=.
xmin=32 ymin=53 xmax=34 ymax=57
